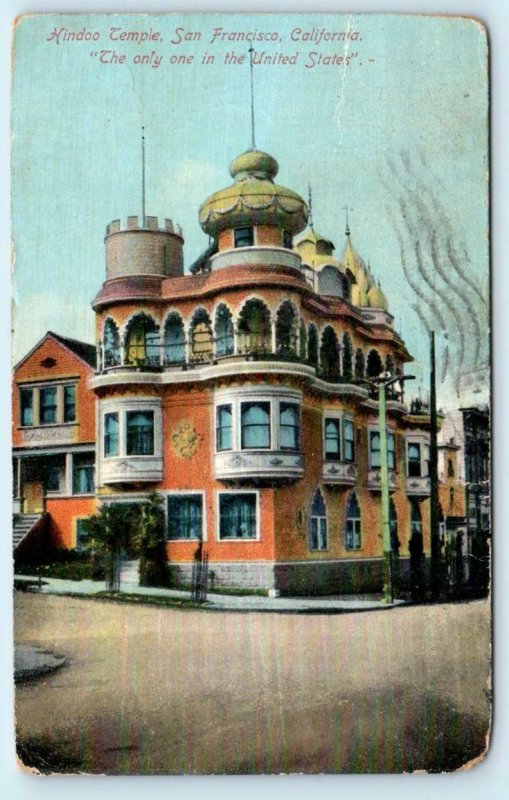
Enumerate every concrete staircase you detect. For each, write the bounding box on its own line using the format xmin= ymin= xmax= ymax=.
xmin=119 ymin=559 xmax=140 ymax=587
xmin=13 ymin=514 xmax=43 ymax=552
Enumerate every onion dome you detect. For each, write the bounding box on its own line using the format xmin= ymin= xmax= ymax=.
xmin=199 ymin=149 xmax=309 ymax=237
xmin=340 ymin=232 xmax=367 ymax=278
xmin=367 ymin=284 xmax=389 ymax=311
xmin=351 ymin=284 xmax=368 ymax=307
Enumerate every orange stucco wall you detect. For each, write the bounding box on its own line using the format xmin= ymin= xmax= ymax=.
xmin=46 ymin=496 xmax=96 ymax=549
xmin=13 ymin=335 xmax=95 ymax=446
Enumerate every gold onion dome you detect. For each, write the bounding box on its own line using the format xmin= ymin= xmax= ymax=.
xmin=199 ymin=149 xmax=309 ymax=237
xmin=367 ymin=284 xmax=389 ymax=311
xmin=340 ymin=233 xmax=367 ymax=278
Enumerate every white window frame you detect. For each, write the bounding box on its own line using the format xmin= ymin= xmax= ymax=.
xmin=166 ymin=490 xmax=206 ymax=542
xmin=368 ymin=424 xmax=396 ymax=470
xmin=309 ymin=488 xmax=328 ymax=552
xmin=216 ymin=489 xmax=260 ymax=542
xmin=213 ymin=387 xmax=302 ymax=455
xmin=100 ymin=397 xmax=162 ymax=461
xmin=405 ymin=433 xmax=431 ymax=478
xmin=322 ymin=411 xmax=356 ymax=463
xmin=18 ymin=380 xmax=79 ymax=428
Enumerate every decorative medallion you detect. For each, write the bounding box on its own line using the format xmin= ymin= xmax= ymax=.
xmin=171 ymin=422 xmax=201 ymax=459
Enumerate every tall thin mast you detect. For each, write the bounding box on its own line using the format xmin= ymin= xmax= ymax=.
xmin=141 ymin=126 xmax=146 ymax=227
xmin=249 ymin=46 xmax=256 ymax=149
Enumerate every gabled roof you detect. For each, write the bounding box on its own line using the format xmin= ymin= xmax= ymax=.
xmin=14 ymin=331 xmax=96 ymax=371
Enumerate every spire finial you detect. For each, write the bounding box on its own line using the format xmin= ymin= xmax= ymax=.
xmin=141 ymin=126 xmax=146 ymax=227
xmin=249 ymin=46 xmax=256 ymax=150
xmin=308 ymin=183 xmax=314 ymax=229
xmin=342 ymin=203 xmax=352 ymax=235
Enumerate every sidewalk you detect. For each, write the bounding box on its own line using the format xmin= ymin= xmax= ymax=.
xmin=14 ymin=574 xmax=408 ymax=613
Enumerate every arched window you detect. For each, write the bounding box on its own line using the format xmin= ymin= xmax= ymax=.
xmin=385 ymin=353 xmax=395 ymax=376
xmin=237 ymin=299 xmax=271 ymax=355
xmin=214 ymin=304 xmax=234 ymax=357
xmin=320 ymin=326 xmax=340 ymax=382
xmin=103 ymin=319 xmax=120 ymax=368
xmin=354 ymin=348 xmax=365 ymax=381
xmin=367 ymin=348 xmax=383 ymax=379
xmin=299 ymin=320 xmax=307 ymax=361
xmin=345 ymin=492 xmax=361 ymax=550
xmin=190 ymin=309 xmax=213 ymax=362
xmin=276 ymin=301 xmax=298 ymax=357
xmin=163 ymin=313 xmax=186 ymax=365
xmin=309 ymin=488 xmax=327 ymax=551
xmin=307 ymin=324 xmax=319 ymax=367
xmin=125 ymin=314 xmax=159 ymax=367
xmin=342 ymin=333 xmax=353 ymax=381
xmin=447 ymin=458 xmax=455 ymax=478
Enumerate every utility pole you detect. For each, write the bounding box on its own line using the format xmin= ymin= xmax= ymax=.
xmin=379 ymin=379 xmax=392 ymax=603
xmin=429 ymin=331 xmax=440 ymax=598
xmin=375 ymin=372 xmax=414 ymax=603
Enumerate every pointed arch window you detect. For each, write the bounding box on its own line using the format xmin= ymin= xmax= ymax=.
xmin=237 ymin=299 xmax=271 ymax=355
xmin=163 ymin=312 xmax=186 ymax=365
xmin=309 ymin=488 xmax=327 ymax=551
xmin=354 ymin=348 xmax=365 ymax=381
xmin=125 ymin=314 xmax=159 ymax=367
xmin=103 ymin=319 xmax=120 ymax=368
xmin=307 ymin=323 xmax=319 ymax=367
xmin=299 ymin=320 xmax=307 ymax=361
xmin=190 ymin=309 xmax=213 ymax=363
xmin=342 ymin=333 xmax=353 ymax=381
xmin=214 ymin=304 xmax=234 ymax=357
xmin=367 ymin=349 xmax=383 ymax=379
xmin=345 ymin=492 xmax=361 ymax=550
xmin=320 ymin=326 xmax=340 ymax=382
xmin=276 ymin=301 xmax=298 ymax=357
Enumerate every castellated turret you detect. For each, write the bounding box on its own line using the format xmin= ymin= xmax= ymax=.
xmin=105 ymin=215 xmax=184 ymax=280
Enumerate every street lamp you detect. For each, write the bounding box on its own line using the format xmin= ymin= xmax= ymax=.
xmin=373 ymin=371 xmax=415 ymax=604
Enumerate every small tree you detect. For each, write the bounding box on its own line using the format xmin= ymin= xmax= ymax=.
xmin=82 ymin=503 xmax=138 ymax=591
xmin=136 ymin=493 xmax=168 ymax=588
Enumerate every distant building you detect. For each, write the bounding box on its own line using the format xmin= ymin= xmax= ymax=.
xmin=13 ymin=146 xmax=469 ymax=595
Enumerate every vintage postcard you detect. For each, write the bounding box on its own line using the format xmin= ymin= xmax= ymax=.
xmin=11 ymin=12 xmax=490 ymax=775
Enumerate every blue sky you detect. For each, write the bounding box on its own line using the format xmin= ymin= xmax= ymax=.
xmin=11 ymin=12 xmax=489 ymax=408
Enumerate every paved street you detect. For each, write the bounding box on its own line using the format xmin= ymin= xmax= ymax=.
xmin=14 ymin=593 xmax=491 ymax=775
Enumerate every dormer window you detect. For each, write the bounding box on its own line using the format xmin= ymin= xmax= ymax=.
xmin=234 ymin=226 xmax=254 ymax=248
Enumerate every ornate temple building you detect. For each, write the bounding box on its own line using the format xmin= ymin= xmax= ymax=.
xmin=12 ymin=146 xmax=466 ymax=595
